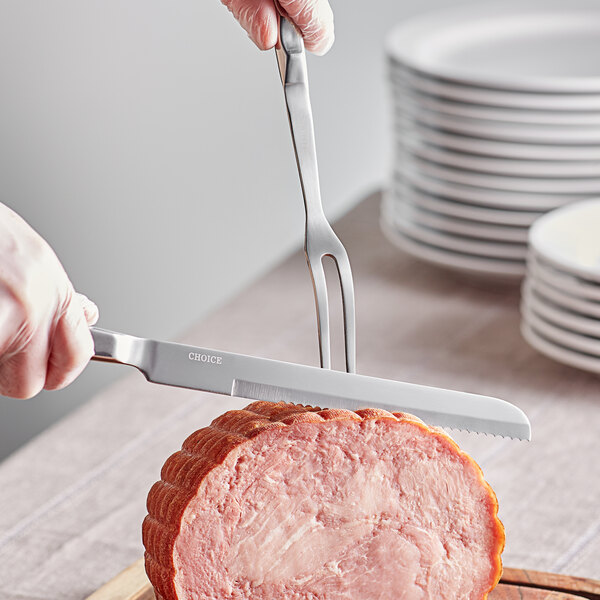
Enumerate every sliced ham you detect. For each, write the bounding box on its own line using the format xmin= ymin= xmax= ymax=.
xmin=143 ymin=402 xmax=504 ymax=600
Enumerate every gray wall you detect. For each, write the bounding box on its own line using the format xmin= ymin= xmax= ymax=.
xmin=0 ymin=0 xmax=457 ymax=461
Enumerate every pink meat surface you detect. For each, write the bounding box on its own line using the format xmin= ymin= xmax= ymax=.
xmin=143 ymin=402 xmax=504 ymax=600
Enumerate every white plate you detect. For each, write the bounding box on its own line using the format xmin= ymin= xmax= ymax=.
xmin=392 ymin=215 xmax=527 ymax=260
xmin=521 ymin=321 xmax=600 ymax=374
xmin=395 ymin=100 xmax=600 ymax=144
xmin=386 ymin=1 xmax=600 ymax=93
xmin=386 ymin=195 xmax=529 ymax=243
xmin=396 ymin=120 xmax=600 ymax=161
xmin=523 ymin=304 xmax=600 ymax=356
xmin=381 ymin=215 xmax=525 ymax=279
xmin=389 ymin=84 xmax=600 ymax=126
xmin=397 ymin=167 xmax=584 ymax=210
xmin=388 ymin=63 xmax=600 ymax=111
xmin=401 ymin=138 xmax=600 ymax=178
xmin=389 ymin=183 xmax=541 ymax=227
xmin=399 ymin=154 xmax=600 ymax=195
xmin=528 ymin=275 xmax=600 ymax=319
xmin=523 ymin=282 xmax=600 ymax=337
xmin=529 ymin=198 xmax=600 ymax=282
xmin=529 ymin=253 xmax=600 ymax=301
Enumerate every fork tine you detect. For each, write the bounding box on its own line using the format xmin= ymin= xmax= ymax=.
xmin=332 ymin=252 xmax=357 ymax=374
xmin=307 ymin=256 xmax=331 ymax=370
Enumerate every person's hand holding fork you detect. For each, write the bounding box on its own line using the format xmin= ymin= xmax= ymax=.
xmin=222 ymin=0 xmax=334 ymax=55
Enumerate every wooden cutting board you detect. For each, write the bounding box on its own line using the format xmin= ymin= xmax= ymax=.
xmin=87 ymin=558 xmax=600 ymax=600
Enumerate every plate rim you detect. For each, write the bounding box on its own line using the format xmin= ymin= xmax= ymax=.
xmin=530 ymin=252 xmax=600 ymax=300
xmin=380 ymin=213 xmax=526 ymax=278
xmin=526 ymin=274 xmax=600 ymax=318
xmin=388 ymin=183 xmax=541 ymax=226
xmin=399 ymin=137 xmax=600 ymax=178
xmin=393 ymin=214 xmax=528 ymax=259
xmin=387 ymin=195 xmax=530 ymax=243
xmin=389 ymin=66 xmax=600 ymax=111
xmin=394 ymin=100 xmax=600 ymax=144
xmin=523 ymin=303 xmax=600 ymax=355
xmin=397 ymin=166 xmax=584 ymax=210
xmin=400 ymin=154 xmax=600 ymax=194
xmin=389 ymin=82 xmax=600 ymax=125
xmin=385 ymin=2 xmax=600 ymax=94
xmin=523 ymin=281 xmax=600 ymax=336
xmin=396 ymin=120 xmax=600 ymax=160
xmin=521 ymin=320 xmax=600 ymax=374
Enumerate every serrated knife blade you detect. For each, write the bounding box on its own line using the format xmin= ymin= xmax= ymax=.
xmin=90 ymin=327 xmax=531 ymax=440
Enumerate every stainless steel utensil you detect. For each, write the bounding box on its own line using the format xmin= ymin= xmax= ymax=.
xmin=275 ymin=16 xmax=356 ymax=373
xmin=90 ymin=327 xmax=531 ymax=440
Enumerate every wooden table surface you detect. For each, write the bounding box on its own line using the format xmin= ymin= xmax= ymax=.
xmin=0 ymin=193 xmax=599 ymax=599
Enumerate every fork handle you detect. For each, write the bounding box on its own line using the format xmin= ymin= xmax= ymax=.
xmin=275 ymin=15 xmax=326 ymax=225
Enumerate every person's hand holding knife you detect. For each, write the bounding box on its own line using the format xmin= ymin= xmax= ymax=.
xmin=0 ymin=203 xmax=98 ymax=399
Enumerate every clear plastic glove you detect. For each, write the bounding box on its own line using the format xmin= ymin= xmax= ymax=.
xmin=222 ymin=0 xmax=334 ymax=55
xmin=0 ymin=203 xmax=98 ymax=399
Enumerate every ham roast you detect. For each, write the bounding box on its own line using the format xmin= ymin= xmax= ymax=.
xmin=143 ymin=402 xmax=504 ymax=599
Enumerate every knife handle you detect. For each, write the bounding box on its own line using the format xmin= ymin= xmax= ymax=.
xmin=90 ymin=327 xmax=144 ymax=369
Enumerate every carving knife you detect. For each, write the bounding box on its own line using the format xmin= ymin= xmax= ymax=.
xmin=90 ymin=327 xmax=531 ymax=440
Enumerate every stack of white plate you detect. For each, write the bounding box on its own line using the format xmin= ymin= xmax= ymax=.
xmin=383 ymin=0 xmax=600 ymax=279
xmin=522 ymin=199 xmax=600 ymax=374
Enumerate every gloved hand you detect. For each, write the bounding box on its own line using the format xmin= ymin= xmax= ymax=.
xmin=0 ymin=203 xmax=98 ymax=399
xmin=222 ymin=0 xmax=334 ymax=55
